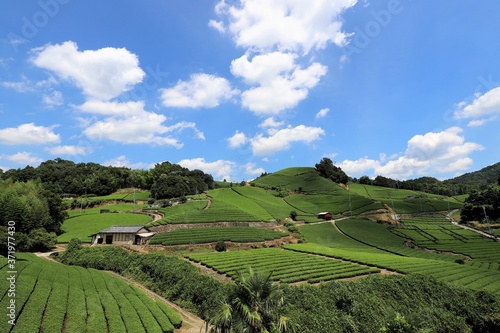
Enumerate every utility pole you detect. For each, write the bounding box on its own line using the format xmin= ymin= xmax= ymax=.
xmin=483 ymin=206 xmax=492 ymax=234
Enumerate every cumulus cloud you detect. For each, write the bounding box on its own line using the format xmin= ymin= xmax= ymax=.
xmin=228 ymin=131 xmax=248 ymax=148
xmin=42 ymin=90 xmax=64 ymax=108
xmin=77 ymin=100 xmax=204 ymax=147
xmin=338 ymin=157 xmax=380 ymax=175
xmin=161 ymin=73 xmax=239 ymax=108
xmin=178 ymin=157 xmax=236 ymax=181
xmin=0 ymin=123 xmax=60 ymax=145
xmin=211 ymin=0 xmax=357 ymax=54
xmin=339 ymin=127 xmax=483 ymax=179
xmin=259 ymin=117 xmax=284 ymax=128
xmin=5 ymin=152 xmax=43 ymax=166
xmin=467 ymin=117 xmax=496 ymax=127
xmin=315 ymin=107 xmax=330 ymax=118
xmin=208 ymin=19 xmax=225 ymax=33
xmin=250 ymin=125 xmax=324 ymax=156
xmin=104 ymin=155 xmax=149 ymax=169
xmin=46 ymin=145 xmax=91 ymax=156
xmin=454 ymin=87 xmax=500 ymax=126
xmin=231 ymin=52 xmax=327 ymax=115
xmin=31 ymin=41 xmax=145 ymax=101
xmin=245 ymin=162 xmax=266 ymax=176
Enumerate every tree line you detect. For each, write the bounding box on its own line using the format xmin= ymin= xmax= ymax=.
xmin=0 ymin=158 xmax=214 ymax=199
xmin=0 ymin=179 xmax=66 ymax=254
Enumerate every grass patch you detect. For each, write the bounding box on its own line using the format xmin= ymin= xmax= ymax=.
xmin=59 ymin=212 xmax=151 ymax=242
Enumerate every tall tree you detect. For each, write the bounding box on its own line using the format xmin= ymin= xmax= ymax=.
xmin=315 ymin=158 xmax=349 ymax=184
xmin=210 ymin=268 xmax=298 ymax=333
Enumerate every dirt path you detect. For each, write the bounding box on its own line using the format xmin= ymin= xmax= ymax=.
xmin=107 ymin=271 xmax=207 ymax=333
xmin=35 ymin=252 xmax=207 ymax=333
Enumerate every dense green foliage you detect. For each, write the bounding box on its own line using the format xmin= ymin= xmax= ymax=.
xmin=282 ymin=274 xmax=500 ymax=333
xmin=0 ymin=253 xmax=180 ymax=333
xmin=0 ymin=179 xmax=66 ymax=253
xmin=315 ymin=157 xmax=349 ymax=184
xmin=149 ymin=227 xmax=288 ymax=245
xmin=1 ymin=158 xmax=214 ymax=199
xmin=460 ymin=184 xmax=500 ymax=223
xmin=210 ymin=268 xmax=298 ymax=333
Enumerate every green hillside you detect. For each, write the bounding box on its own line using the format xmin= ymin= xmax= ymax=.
xmin=445 ymin=161 xmax=500 ymax=188
xmin=252 ymin=167 xmax=344 ymax=194
xmin=349 ymin=183 xmax=462 ymax=214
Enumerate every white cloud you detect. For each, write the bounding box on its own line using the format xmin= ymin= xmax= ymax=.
xmin=338 ymin=127 xmax=484 ymax=179
xmin=231 ymin=52 xmax=296 ymax=85
xmin=42 ymin=90 xmax=64 ymax=108
xmin=104 ymin=155 xmax=149 ymax=169
xmin=46 ymin=145 xmax=90 ymax=156
xmin=250 ymin=124 xmax=324 ymax=155
xmin=454 ymin=87 xmax=500 ymax=126
xmin=5 ymin=152 xmax=43 ymax=166
xmin=161 ymin=73 xmax=239 ymax=108
xmin=208 ymin=19 xmax=226 ymax=33
xmin=78 ymin=101 xmax=203 ymax=147
xmin=259 ymin=117 xmax=284 ymax=128
xmin=0 ymin=79 xmax=34 ymax=93
xmin=212 ymin=0 xmax=357 ymax=54
xmin=315 ymin=107 xmax=330 ymax=118
xmin=467 ymin=117 xmax=496 ymax=127
xmin=338 ymin=157 xmax=380 ymax=175
xmin=244 ymin=162 xmax=266 ymax=175
xmin=178 ymin=158 xmax=235 ymax=181
xmin=231 ymin=52 xmax=327 ymax=115
xmin=31 ymin=41 xmax=145 ymax=101
xmin=228 ymin=131 xmax=248 ymax=148
xmin=0 ymin=123 xmax=60 ymax=145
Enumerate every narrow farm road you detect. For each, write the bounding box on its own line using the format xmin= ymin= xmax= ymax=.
xmin=35 ymin=252 xmax=207 ymax=333
xmin=107 ymin=272 xmax=207 ymax=333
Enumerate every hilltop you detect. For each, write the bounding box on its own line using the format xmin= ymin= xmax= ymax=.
xmin=445 ymin=161 xmax=500 ymax=188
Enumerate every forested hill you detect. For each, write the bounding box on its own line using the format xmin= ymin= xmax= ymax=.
xmin=445 ymin=161 xmax=500 ymax=188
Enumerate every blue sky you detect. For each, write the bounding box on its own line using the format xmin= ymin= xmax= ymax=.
xmin=1 ymin=0 xmax=500 ymax=181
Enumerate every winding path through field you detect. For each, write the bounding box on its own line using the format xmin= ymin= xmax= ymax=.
xmin=35 ymin=251 xmax=207 ymax=333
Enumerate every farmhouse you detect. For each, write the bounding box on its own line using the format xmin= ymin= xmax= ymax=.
xmin=91 ymin=225 xmax=155 ymax=245
xmin=317 ymin=212 xmax=333 ymax=220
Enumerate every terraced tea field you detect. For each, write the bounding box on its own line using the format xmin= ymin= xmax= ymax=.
xmin=348 ymin=183 xmax=462 ymax=214
xmin=187 ymin=248 xmax=381 ymax=284
xmin=149 ymin=227 xmax=288 ymax=245
xmin=0 ymin=253 xmax=181 ymax=333
xmin=393 ymin=216 xmax=500 ymax=263
xmin=284 ymin=243 xmax=500 ymax=294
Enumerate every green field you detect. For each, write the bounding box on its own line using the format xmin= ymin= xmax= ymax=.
xmin=348 ymin=183 xmax=462 ymax=214
xmin=252 ymin=167 xmax=345 ymax=194
xmin=59 ymin=212 xmax=152 ymax=243
xmin=0 ymin=253 xmax=181 ymax=333
xmin=293 ymin=217 xmax=500 ymax=294
xmin=284 ymin=243 xmax=500 ymax=294
xmin=150 ymin=227 xmax=288 ymax=245
xmin=187 ymin=248 xmax=381 ymax=284
xmin=394 ymin=216 xmax=500 ymax=263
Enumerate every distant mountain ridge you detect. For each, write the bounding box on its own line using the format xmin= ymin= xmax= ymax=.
xmin=445 ymin=162 xmax=500 ymax=187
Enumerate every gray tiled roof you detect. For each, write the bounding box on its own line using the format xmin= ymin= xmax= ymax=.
xmin=97 ymin=225 xmax=145 ymax=234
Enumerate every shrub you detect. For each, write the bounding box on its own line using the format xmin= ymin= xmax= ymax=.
xmin=215 ymin=241 xmax=227 ymax=252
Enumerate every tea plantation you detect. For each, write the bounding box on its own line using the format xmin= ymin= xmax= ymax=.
xmin=0 ymin=253 xmax=181 ymax=333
